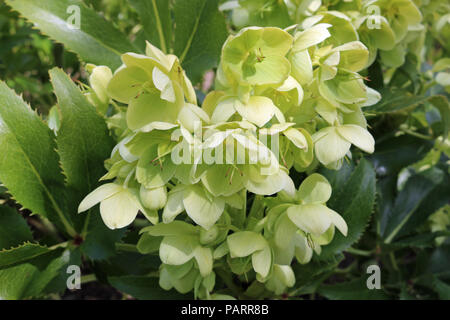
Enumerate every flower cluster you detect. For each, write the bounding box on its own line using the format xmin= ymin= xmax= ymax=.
xmin=229 ymin=0 xmax=424 ymax=69
xmin=78 ymin=24 xmax=377 ymax=298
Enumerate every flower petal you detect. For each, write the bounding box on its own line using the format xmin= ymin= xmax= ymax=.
xmin=337 ymin=124 xmax=375 ymax=154
xmin=78 ymin=183 xmax=122 ymax=213
xmin=235 ymin=96 xmax=277 ymax=127
xmin=99 ymin=189 xmax=141 ymax=229
xmin=297 ymin=173 xmax=332 ymax=204
xmin=182 ymin=184 xmax=225 ymax=230
xmin=313 ymin=127 xmax=351 ymax=165
xmin=287 ymin=204 xmax=334 ymax=235
xmin=227 ymin=231 xmax=267 ymax=258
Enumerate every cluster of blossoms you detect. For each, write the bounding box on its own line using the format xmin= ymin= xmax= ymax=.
xmin=78 ymin=22 xmax=377 ymax=298
xmin=228 ymin=0 xmax=425 ymax=69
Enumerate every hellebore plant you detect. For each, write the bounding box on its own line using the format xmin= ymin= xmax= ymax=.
xmin=76 ymin=22 xmax=376 ymax=298
xmin=0 ymin=0 xmax=448 ymax=301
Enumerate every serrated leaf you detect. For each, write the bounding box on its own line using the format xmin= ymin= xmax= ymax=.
xmin=43 ymin=248 xmax=81 ymax=295
xmin=173 ymin=0 xmax=228 ymax=84
xmin=319 ymin=158 xmax=376 ymax=259
xmin=50 ymin=68 xmax=114 ymax=194
xmin=80 ymin=211 xmax=126 ymax=261
xmin=0 ymin=205 xmax=33 ymax=250
xmin=128 ymin=0 xmax=171 ymax=53
xmin=395 ymin=168 xmax=450 ymax=239
xmin=317 ymin=278 xmax=389 ymax=300
xmin=49 ymin=68 xmax=114 ymax=233
xmin=369 ymin=136 xmax=434 ymax=241
xmin=109 ymin=275 xmax=190 ymax=300
xmin=387 ymin=231 xmax=450 ymax=250
xmin=0 ymin=81 xmax=75 ymax=236
xmin=0 ymin=248 xmax=72 ymax=299
xmin=0 ymin=242 xmax=51 ymax=269
xmin=291 ymin=254 xmax=343 ymax=295
xmin=383 ymin=168 xmax=444 ymax=243
xmin=5 ymin=0 xmax=138 ymax=70
xmin=365 ymin=88 xmax=429 ymax=114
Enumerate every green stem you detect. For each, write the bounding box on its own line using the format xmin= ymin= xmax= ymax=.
xmin=390 ymin=252 xmax=399 ymax=271
xmin=334 ymin=261 xmax=357 ymax=274
xmin=400 ymin=129 xmax=433 ymax=140
xmin=49 ymin=241 xmax=69 ymax=250
xmin=116 ymin=243 xmax=139 ymax=253
xmin=151 ymin=0 xmax=167 ymax=54
xmin=81 ymin=274 xmax=97 ymax=284
xmin=346 ymin=247 xmax=374 ymax=257
xmin=216 ymin=268 xmax=242 ymax=299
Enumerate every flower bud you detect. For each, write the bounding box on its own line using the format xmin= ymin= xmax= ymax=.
xmin=140 ymin=186 xmax=167 ymax=210
xmin=200 ymin=225 xmax=220 ymax=245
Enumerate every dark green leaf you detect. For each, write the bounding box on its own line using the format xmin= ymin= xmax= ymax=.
xmin=96 ymin=251 xmax=160 ymax=277
xmin=369 ymin=135 xmax=434 ymax=240
xmin=49 ymin=68 xmax=114 ymax=230
xmin=429 ymin=95 xmax=450 ymax=138
xmin=0 ymin=81 xmax=75 ymax=236
xmin=43 ymin=247 xmax=81 ymax=295
xmin=427 ymin=245 xmax=450 ymax=280
xmin=0 ymin=248 xmax=72 ymax=299
xmin=383 ymin=168 xmax=444 ymax=243
xmin=291 ymin=254 xmax=344 ymax=294
xmin=365 ymin=88 xmax=428 ymax=114
xmin=396 ymin=169 xmax=450 ymax=239
xmin=109 ymin=275 xmax=189 ymax=299
xmin=80 ymin=211 xmax=126 ymax=260
xmin=50 ymin=68 xmax=114 ymax=194
xmin=0 ymin=205 xmax=33 ymax=250
xmin=5 ymin=0 xmax=138 ymax=70
xmin=173 ymin=0 xmax=228 ymax=83
xmin=317 ymin=278 xmax=389 ymax=300
xmin=0 ymin=242 xmax=51 ymax=269
xmin=432 ymin=276 xmax=450 ymax=299
xmin=319 ymin=159 xmax=376 ymax=258
xmin=389 ymin=231 xmax=450 ymax=249
xmin=128 ymin=0 xmax=171 ymax=53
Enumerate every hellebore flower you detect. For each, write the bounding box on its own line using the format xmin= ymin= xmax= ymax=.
xmin=78 ymin=183 xmax=144 ymax=230
xmin=221 ymin=26 xmax=293 ymax=87
xmin=312 ymin=124 xmax=375 ymax=166
xmin=106 ymin=42 xmax=196 ymax=131
xmin=141 ymin=221 xmax=214 ymax=277
xmin=267 ymin=174 xmax=347 ymax=265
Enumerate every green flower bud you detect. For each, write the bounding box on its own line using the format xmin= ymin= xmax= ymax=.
xmin=140 ymin=185 xmax=167 ymax=210
xmin=200 ymin=225 xmax=220 ymax=245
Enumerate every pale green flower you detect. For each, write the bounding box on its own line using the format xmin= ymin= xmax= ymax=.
xmin=265 ymin=264 xmax=295 ymax=295
xmin=142 ymin=221 xmax=214 ymax=277
xmin=313 ymin=124 xmax=375 ymax=166
xmin=78 ymin=183 xmax=143 ymax=230
xmin=366 ymin=0 xmax=422 ymax=44
xmin=263 ymin=174 xmax=347 ymax=265
xmin=140 ymin=185 xmax=167 ymax=210
xmin=227 ymin=231 xmax=272 ymax=279
xmin=221 ymin=26 xmax=293 ymax=87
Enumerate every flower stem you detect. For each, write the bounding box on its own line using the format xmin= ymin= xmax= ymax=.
xmin=116 ymin=242 xmax=139 ymax=253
